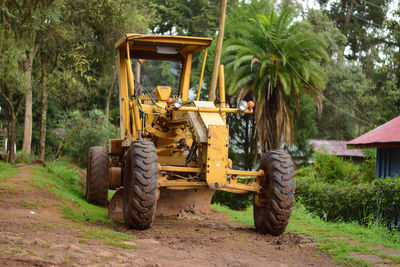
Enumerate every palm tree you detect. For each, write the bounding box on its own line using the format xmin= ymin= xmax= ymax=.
xmin=224 ymin=7 xmax=329 ymax=152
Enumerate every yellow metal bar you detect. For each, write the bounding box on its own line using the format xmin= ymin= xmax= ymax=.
xmin=158 ymin=180 xmax=208 ymax=188
xmin=227 ymin=169 xmax=264 ymax=176
xmin=158 ymin=179 xmax=260 ymax=193
xmin=222 ymin=182 xmax=261 ymax=193
xmin=206 ymin=125 xmax=228 ymax=189
xmin=159 ymin=165 xmax=201 ymax=173
xmin=218 ymin=65 xmax=226 ymax=106
xmin=196 ymin=48 xmax=208 ymax=101
xmin=168 ymin=107 xmax=253 ymax=114
xmin=126 ymin=42 xmax=142 ymax=133
xmin=181 ymin=53 xmax=193 ymax=101
xmin=218 ymin=65 xmax=227 ymax=122
xmin=126 ymin=43 xmax=135 ymax=97
xmin=118 ymin=47 xmax=132 ymax=138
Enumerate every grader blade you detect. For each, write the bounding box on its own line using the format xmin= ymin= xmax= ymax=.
xmin=156 ymin=188 xmax=215 ymax=217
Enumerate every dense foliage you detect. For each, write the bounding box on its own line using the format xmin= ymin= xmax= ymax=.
xmin=295 ymin=152 xmax=400 ymax=228
xmin=58 ymin=109 xmax=118 ymax=167
xmin=296 ymin=175 xmax=400 ymax=227
xmin=224 ymin=5 xmax=329 ymax=151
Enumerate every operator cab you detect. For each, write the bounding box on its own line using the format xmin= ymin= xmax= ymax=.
xmin=115 ymin=34 xmax=212 ymax=141
xmin=115 ymin=34 xmax=212 ymax=102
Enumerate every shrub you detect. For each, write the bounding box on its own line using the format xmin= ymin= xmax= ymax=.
xmin=296 ymin=175 xmax=400 ymax=227
xmin=312 ymin=152 xmax=359 ymax=183
xmin=359 ymin=148 xmax=376 ymax=183
xmin=59 ymin=109 xmax=118 ymax=167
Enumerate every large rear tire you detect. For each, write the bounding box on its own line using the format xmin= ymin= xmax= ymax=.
xmin=253 ymin=150 xmax=295 ymax=235
xmin=86 ymin=146 xmax=110 ymax=206
xmin=123 ymin=140 xmax=158 ymax=229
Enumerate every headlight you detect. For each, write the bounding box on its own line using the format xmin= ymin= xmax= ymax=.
xmin=172 ymin=97 xmax=183 ymax=109
xmin=238 ymin=100 xmax=248 ymax=111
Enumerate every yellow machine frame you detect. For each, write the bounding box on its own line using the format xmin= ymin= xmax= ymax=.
xmin=110 ymin=34 xmax=262 ymax=194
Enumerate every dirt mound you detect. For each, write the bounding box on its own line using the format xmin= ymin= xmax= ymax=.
xmin=0 ymin=165 xmax=339 ymax=266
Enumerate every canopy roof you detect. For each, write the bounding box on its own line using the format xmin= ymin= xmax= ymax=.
xmin=115 ymin=34 xmax=212 ymax=61
xmin=309 ymin=139 xmax=364 ymax=157
xmin=348 ymin=115 xmax=400 ymax=149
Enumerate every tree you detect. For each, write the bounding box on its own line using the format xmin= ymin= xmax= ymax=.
xmin=0 ymin=30 xmax=26 ymax=162
xmin=1 ymin=0 xmax=64 ymax=155
xmin=150 ymin=0 xmax=220 ymax=37
xmin=224 ymin=7 xmax=329 ymax=152
xmin=324 ymin=0 xmax=390 ymax=75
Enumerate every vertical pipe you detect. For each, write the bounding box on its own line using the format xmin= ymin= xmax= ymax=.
xmin=218 ymin=64 xmax=227 ymax=123
xmin=125 ymin=42 xmax=142 ymax=133
xmin=196 ymin=48 xmax=208 ymax=101
xmin=218 ymin=65 xmax=226 ymax=106
xmin=181 ymin=53 xmax=193 ymax=101
xmin=118 ymin=47 xmax=131 ymax=138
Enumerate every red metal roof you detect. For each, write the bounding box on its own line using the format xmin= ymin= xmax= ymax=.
xmin=348 ymin=115 xmax=400 ymax=148
xmin=308 ymin=139 xmax=364 ymax=157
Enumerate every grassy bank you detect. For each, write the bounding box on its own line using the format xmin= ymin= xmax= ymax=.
xmin=30 ymin=162 xmax=135 ymax=249
xmin=212 ymin=204 xmax=400 ymax=266
xmin=32 ymin=162 xmax=110 ymax=224
xmin=0 ymin=161 xmax=19 ymax=178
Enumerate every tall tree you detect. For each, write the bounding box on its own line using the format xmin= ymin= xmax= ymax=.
xmin=1 ymin=0 xmax=64 ymax=155
xmin=224 ymin=7 xmax=329 ymax=152
xmin=0 ymin=30 xmax=26 ymax=162
xmin=324 ymin=0 xmax=390 ymax=75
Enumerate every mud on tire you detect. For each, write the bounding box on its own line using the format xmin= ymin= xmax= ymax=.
xmin=86 ymin=146 xmax=110 ymax=206
xmin=123 ymin=140 xmax=158 ymax=229
xmin=253 ymin=150 xmax=295 ymax=235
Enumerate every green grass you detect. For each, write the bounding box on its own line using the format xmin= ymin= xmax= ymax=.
xmin=31 ymin=162 xmax=137 ymax=249
xmin=212 ymin=203 xmax=400 ymax=266
xmin=0 ymin=161 xmax=19 ymax=179
xmin=20 ymin=199 xmax=43 ymax=209
xmin=32 ymin=162 xmax=110 ymax=224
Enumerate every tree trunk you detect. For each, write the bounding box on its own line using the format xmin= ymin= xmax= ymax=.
xmin=22 ymin=48 xmax=36 ymax=155
xmin=344 ymin=0 xmax=355 ymax=27
xmin=209 ymin=0 xmax=227 ymax=102
xmin=244 ymin=114 xmax=250 ymax=170
xmin=38 ymin=75 xmax=48 ymax=159
xmin=339 ymin=0 xmax=355 ymax=60
xmin=6 ymin=91 xmax=15 ymax=163
xmin=265 ymin=91 xmax=279 ymax=150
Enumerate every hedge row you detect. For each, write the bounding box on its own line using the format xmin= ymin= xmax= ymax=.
xmin=296 ymin=176 xmax=400 ymax=227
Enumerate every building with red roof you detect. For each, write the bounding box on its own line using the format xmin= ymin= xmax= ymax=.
xmin=348 ymin=115 xmax=400 ymax=178
xmin=308 ymin=139 xmax=364 ymax=164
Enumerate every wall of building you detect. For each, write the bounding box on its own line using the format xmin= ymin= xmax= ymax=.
xmin=376 ymin=147 xmax=400 ymax=178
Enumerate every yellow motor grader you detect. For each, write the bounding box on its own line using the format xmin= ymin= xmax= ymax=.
xmin=85 ymin=34 xmax=295 ymax=235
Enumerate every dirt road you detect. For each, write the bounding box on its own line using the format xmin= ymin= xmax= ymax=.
xmin=0 ymin=165 xmax=338 ymax=266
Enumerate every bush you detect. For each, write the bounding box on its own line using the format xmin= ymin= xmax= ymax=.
xmin=312 ymin=152 xmax=359 ymax=183
xmin=296 ymin=175 xmax=400 ymax=227
xmin=359 ymin=148 xmax=376 ymax=183
xmin=59 ymin=109 xmax=118 ymax=167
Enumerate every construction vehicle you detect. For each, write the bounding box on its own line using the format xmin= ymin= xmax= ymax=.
xmin=85 ymin=34 xmax=295 ymax=235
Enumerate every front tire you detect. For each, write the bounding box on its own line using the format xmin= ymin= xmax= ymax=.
xmin=86 ymin=146 xmax=109 ymax=206
xmin=253 ymin=150 xmax=295 ymax=235
xmin=123 ymin=140 xmax=158 ymax=229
